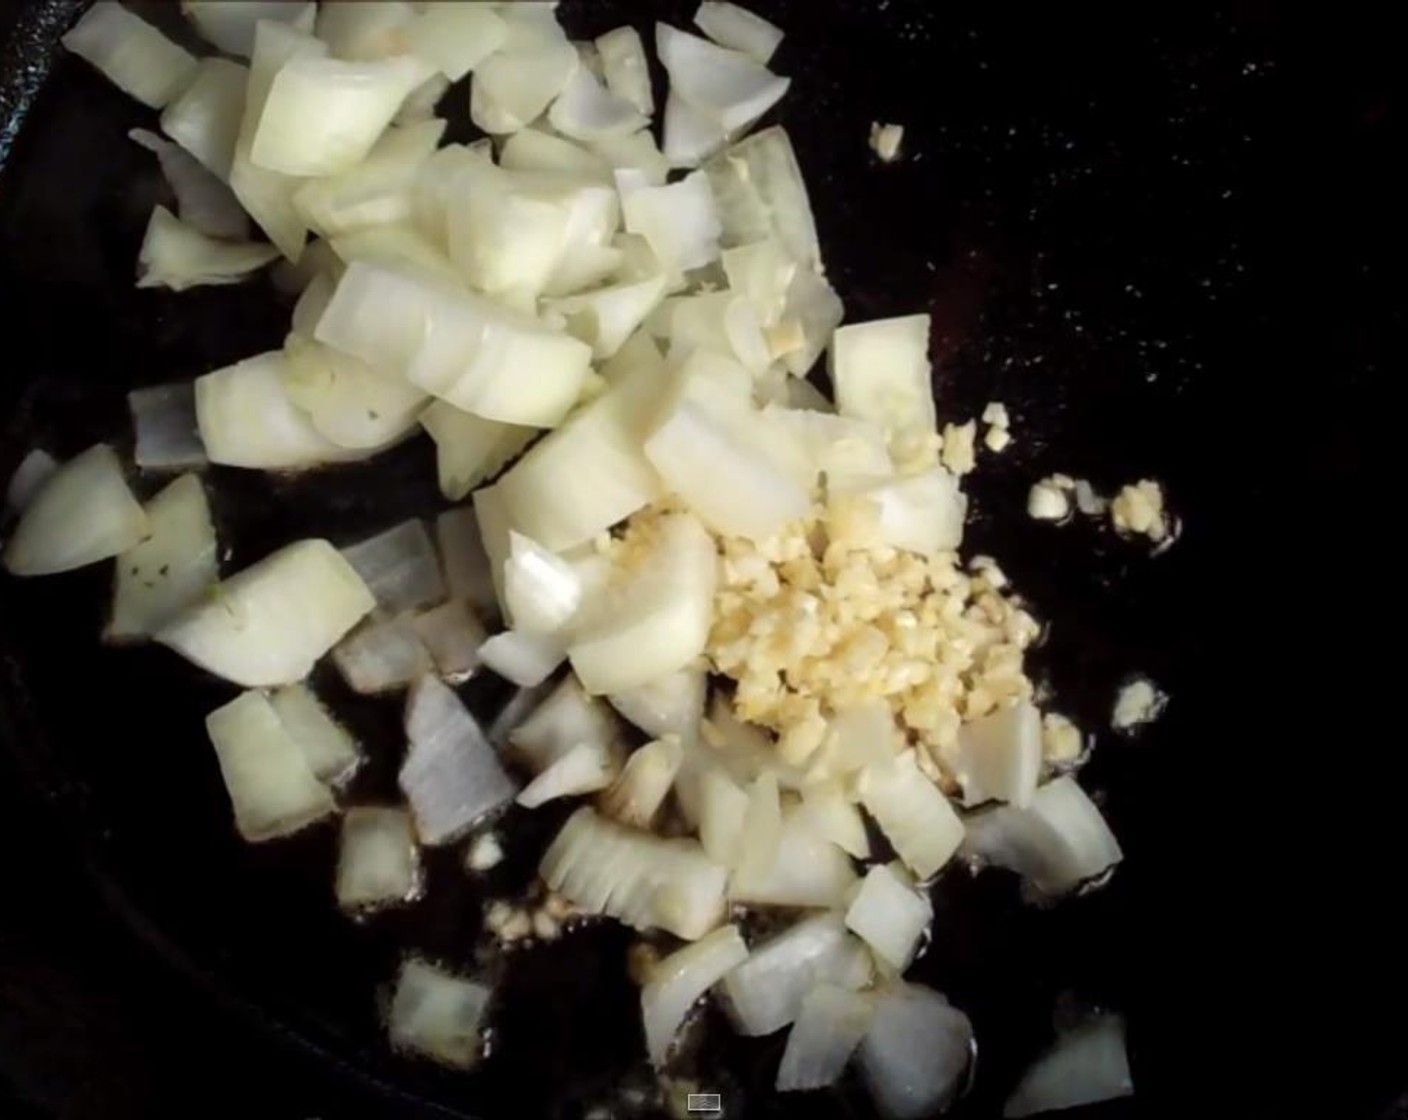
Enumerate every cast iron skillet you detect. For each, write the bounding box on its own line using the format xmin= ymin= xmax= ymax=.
xmin=0 ymin=1 xmax=1276 ymax=1116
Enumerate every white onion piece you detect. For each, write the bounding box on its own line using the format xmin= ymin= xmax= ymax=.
xmin=412 ymin=141 xmax=494 ymax=246
xmin=704 ymin=692 xmax=809 ymax=791
xmin=845 ymin=863 xmax=932 ymax=973
xmin=62 ymin=2 xmax=197 ymax=110
xmin=333 ymin=616 xmax=433 ymax=695
xmin=662 ymin=91 xmax=731 ymax=168
xmin=341 ymin=520 xmax=446 ymax=614
xmin=412 ymin=600 xmax=487 ymax=684
xmin=549 ymin=65 xmax=647 ymax=142
xmin=330 ymin=224 xmax=462 ymax=289
xmin=656 ymin=24 xmax=789 ymax=133
xmin=730 ymin=805 xmax=858 ymax=908
xmin=586 ymin=129 xmax=672 ymax=186
xmin=281 ymin=335 xmax=428 ymax=452
xmin=764 ymin=407 xmax=890 ymax=487
xmin=598 ymin=326 xmax=666 ymax=385
xmin=642 ymin=925 xmax=747 ymax=1067
xmin=388 ymin=959 xmax=491 ymax=1070
xmin=568 ymin=513 xmax=717 ymax=695
xmin=833 ymin=468 xmax=968 ymax=556
xmin=619 ymin=169 xmax=723 ymax=283
xmin=469 ymin=17 xmax=578 ymax=135
xmin=400 ymin=675 xmax=518 ymax=846
xmin=107 ymin=474 xmax=217 ymax=642
xmin=693 ymin=764 xmax=749 ymax=866
xmin=508 ymin=675 xmax=618 ymax=774
xmin=953 ymin=701 xmax=1042 ymax=808
xmin=694 ymin=2 xmax=784 ymax=63
xmin=859 ymin=751 xmax=966 ymax=881
xmin=3 ymin=445 xmax=148 ymax=577
xmin=269 ymin=682 xmax=362 ymax=786
xmin=479 ymin=629 xmax=566 ymax=688
xmin=607 ymin=666 xmax=707 ymax=747
xmin=540 ymin=807 xmax=728 ymax=940
xmin=549 ymin=274 xmax=668 ymax=361
xmin=799 ymin=780 xmax=870 ymax=859
xmin=404 ymin=2 xmax=507 ymax=82
xmin=721 ymin=239 xmax=795 ymax=325
xmin=181 ymin=1 xmax=315 ymax=58
xmin=161 ymin=58 xmax=248 ymax=181
xmin=196 ymin=351 xmax=360 ymax=470
xmin=721 ymin=913 xmax=872 ymax=1037
xmin=1003 ymin=1015 xmax=1133 ymax=1117
xmin=501 ymin=129 xmax=610 ymax=180
xmin=961 ymin=776 xmax=1123 ymax=896
xmin=660 ymin=291 xmax=772 ymax=374
xmin=601 ymin=736 xmax=684 ymax=829
xmin=732 ymin=771 xmax=781 ymax=882
xmin=421 ymin=403 xmax=534 ymax=503
xmin=595 ymin=26 xmax=653 ymax=116
xmin=137 ymin=207 xmax=278 ymax=292
xmin=205 ymin=691 xmax=336 ymax=842
xmin=704 ymin=128 xmax=821 ymax=272
xmin=251 ymin=54 xmax=432 ymax=178
xmin=504 ymin=531 xmax=582 ymax=634
xmin=777 ymin=984 xmax=874 ymax=1092
xmin=315 ymin=0 xmax=417 ymax=61
xmin=158 ymin=539 xmax=375 ymax=687
xmin=516 ymin=740 xmax=619 ymax=809
xmin=858 ymin=984 xmax=975 ymax=1120
xmin=130 ymin=130 xmax=248 ymax=241
xmin=471 ymin=485 xmax=514 ymax=622
xmin=5 ymin=450 xmax=57 ymax=513
xmin=396 ymin=73 xmax=450 ymax=126
xmin=280 ymin=243 xmax=343 ymax=305
xmin=336 ymin=806 xmax=421 ymax=910
xmin=831 ymin=314 xmax=937 ymax=439
xmin=778 ymin=267 xmax=845 ymax=377
xmin=436 ymin=508 xmax=500 ymax=626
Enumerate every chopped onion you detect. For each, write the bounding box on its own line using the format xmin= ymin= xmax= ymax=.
xmin=3 ymin=444 xmax=148 ymax=577
xmin=859 ymin=751 xmax=966 ymax=881
xmin=704 ymin=692 xmax=809 ymax=791
xmin=961 ymin=775 xmax=1123 ymax=896
xmin=692 ymin=764 xmax=749 ymax=866
xmin=549 ymin=65 xmax=647 ymax=142
xmin=720 ymin=913 xmax=872 ymax=1037
xmin=704 ymin=127 xmax=820 ymax=272
xmin=315 ymin=0 xmax=417 ymax=61
xmin=953 ymin=701 xmax=1042 ymax=808
xmin=502 ymin=534 xmax=579 ymax=638
xmin=656 ymin=24 xmax=789 ymax=134
xmin=500 ymin=128 xmax=610 ymax=180
xmin=777 ymin=266 xmax=844 ymax=376
xmin=619 ymin=169 xmax=723 ymax=283
xmin=509 ymin=675 xmax=619 ymax=774
xmin=858 ymin=984 xmax=975 ymax=1120
xmin=388 ymin=958 xmax=491 ymax=1070
xmin=404 ymin=2 xmax=508 ymax=82
xmin=268 ymin=682 xmax=363 ymax=786
xmin=196 ymin=350 xmax=360 ymax=470
xmin=730 ymin=805 xmax=858 ymax=908
xmin=333 ymin=616 xmax=434 ymax=695
xmin=465 ymin=831 xmax=504 ymax=872
xmin=765 ymin=407 xmax=890 ymax=489
xmin=130 ymin=130 xmax=249 ymax=241
xmin=567 ymin=513 xmax=718 ymax=695
xmin=845 ymin=863 xmax=932 ymax=973
xmin=62 ymin=2 xmax=198 ymax=110
xmin=642 ymin=925 xmax=748 ymax=1066
xmin=694 ymin=2 xmax=784 ymax=64
xmin=777 ymin=984 xmax=874 ymax=1092
xmin=586 ymin=129 xmax=672 ymax=186
xmin=549 ymin=274 xmax=670 ymax=360
xmin=798 ymin=780 xmax=870 ymax=859
xmin=469 ymin=14 xmax=578 ymax=135
xmin=601 ymin=736 xmax=684 ymax=829
xmin=336 ymin=806 xmax=422 ymax=910
xmin=395 ymin=73 xmax=450 ymax=126
xmin=471 ymin=484 xmax=514 ymax=621
xmin=412 ymin=600 xmax=487 ymax=683
xmin=599 ymin=324 xmax=667 ymax=383
xmin=330 ymin=223 xmax=463 ymax=289
xmin=137 ymin=207 xmax=279 ymax=292
xmin=732 ymin=771 xmax=781 ymax=881
xmin=540 ymin=807 xmax=728 ymax=941
xmin=412 ymin=141 xmax=494 ymax=246
xmin=436 ymin=508 xmax=500 ymax=626
xmin=182 ymin=2 xmax=316 ymax=58
xmin=832 ymin=468 xmax=968 ymax=556
xmin=340 ymin=520 xmax=446 ymax=614
xmin=5 ymin=450 xmax=57 ymax=513
xmin=478 ymin=629 xmax=566 ymax=688
xmin=107 ymin=474 xmax=218 ymax=642
xmin=281 ymin=334 xmax=428 ymax=453
xmin=516 ymin=740 xmax=620 ymax=809
xmin=662 ymin=90 xmax=732 ymax=168
xmin=607 ymin=666 xmax=707 ymax=747
xmin=160 ymin=58 xmax=248 ymax=181
xmin=595 ymin=26 xmax=653 ymax=116
xmin=158 ymin=539 xmax=375 ymax=687
xmin=830 ymin=314 xmax=937 ymax=438
xmin=280 ymin=243 xmax=343 ymax=305
xmin=1003 ymin=1015 xmax=1133 ymax=1117
xmin=204 ymin=690 xmax=336 ymax=842
xmin=400 ymin=675 xmax=518 ymax=845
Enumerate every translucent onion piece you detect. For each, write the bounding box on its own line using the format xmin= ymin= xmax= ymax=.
xmin=733 ymin=771 xmax=782 ymax=882
xmin=504 ymin=531 xmax=582 ymax=634
xmin=764 ymin=407 xmax=890 ymax=488
xmin=595 ymin=26 xmax=653 ymax=116
xmin=831 ymin=314 xmax=937 ymax=438
xmin=62 ymin=2 xmax=197 ymax=110
xmin=478 ymin=629 xmax=566 ymax=688
xmin=421 ymin=401 xmax=535 ymax=499
xmin=778 ymin=266 xmax=845 ymax=376
xmin=388 ymin=959 xmax=491 ymax=1070
xmin=655 ymin=24 xmax=789 ymax=133
xmin=798 ymin=780 xmax=870 ymax=859
xmin=586 ymin=129 xmax=672 ymax=187
xmin=845 ymin=863 xmax=932 ymax=973
xmin=469 ymin=15 xmax=578 ymax=135
xmin=548 ymin=274 xmax=669 ymax=361
xmin=704 ymin=127 xmax=821 ymax=271
xmin=269 ymin=682 xmax=362 ymax=786
xmin=540 ymin=807 xmax=728 ymax=941
xmin=500 ymin=128 xmax=611 ymax=180
xmin=953 ymin=701 xmax=1042 ymax=808
xmin=404 ymin=2 xmax=508 ymax=82
xmin=961 ymin=775 xmax=1123 ymax=896
xmin=516 ymin=739 xmax=619 ymax=809
xmin=205 ymin=690 xmax=336 ymax=842
xmin=251 ymin=54 xmax=433 ymax=178
xmin=662 ymin=90 xmax=732 ymax=169
xmin=401 ymin=675 xmax=518 ymax=846
xmin=182 ymin=2 xmax=316 ymax=58
xmin=281 ymin=335 xmax=428 ymax=452
xmin=601 ymin=736 xmax=684 ymax=829
xmin=642 ymin=925 xmax=748 ymax=1067
xmin=333 ymin=616 xmax=433 ymax=695
xmin=130 ymin=130 xmax=249 ymax=241
xmin=436 ymin=508 xmax=501 ymax=626
xmin=549 ymin=65 xmax=647 ymax=142
xmin=730 ymin=805 xmax=858 ymax=908
xmin=137 ymin=207 xmax=279 ymax=292
xmin=508 ymin=675 xmax=619 ymax=775
xmin=336 ymin=806 xmax=421 ymax=911
xmin=412 ymin=141 xmax=494 ymax=246
xmin=3 ymin=444 xmax=148 ymax=577
xmin=340 ymin=520 xmax=446 ymax=614
xmin=5 ymin=450 xmax=57 ymax=513
xmin=395 ymin=73 xmax=450 ymax=126
xmin=833 ymin=468 xmax=968 ymax=556
xmin=777 ymin=985 xmax=874 ymax=1092
xmin=315 ymin=0 xmax=417 ymax=61
xmin=607 ymin=666 xmax=707 ymax=747
xmin=656 ymin=291 xmax=772 ymax=373
xmin=160 ymin=58 xmax=248 ymax=181
xmin=471 ymin=485 xmax=514 ymax=621
xmin=858 ymin=984 xmax=975 ymax=1120
xmin=694 ymin=2 xmax=784 ymax=64
xmin=721 ymin=238 xmax=795 ymax=325
xmin=280 ymin=243 xmax=343 ymax=305
xmin=859 ymin=750 xmax=966 ymax=881
xmin=721 ymin=913 xmax=872 ymax=1037
xmin=1003 ymin=1015 xmax=1133 ymax=1118
xmin=812 ymin=701 xmax=900 ymax=775
xmin=330 ymin=223 xmax=462 ymax=289
xmin=693 ymin=764 xmax=749 ymax=866
xmin=412 ymin=600 xmax=487 ymax=684
xmin=619 ymin=169 xmax=723 ymax=282
xmin=196 ymin=350 xmax=360 ymax=470
xmin=107 ymin=474 xmax=218 ymax=642
xmin=568 ymin=513 xmax=718 ymax=695
xmin=158 ymin=539 xmax=375 ymax=687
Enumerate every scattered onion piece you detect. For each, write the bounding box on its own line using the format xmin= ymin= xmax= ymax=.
xmin=595 ymin=26 xmax=653 ymax=115
xmin=181 ymin=1 xmax=316 ymax=58
xmin=694 ymin=2 xmax=784 ymax=64
xmin=1003 ymin=1014 xmax=1133 ymax=1117
xmin=336 ymin=806 xmax=422 ymax=911
xmin=776 ymin=984 xmax=874 ymax=1092
xmin=4 ymin=450 xmax=57 ymax=514
xmin=160 ymin=58 xmax=249 ymax=181
xmin=137 ymin=207 xmax=278 ymax=292
xmin=340 ymin=519 xmax=446 ymax=614
xmin=130 ymin=130 xmax=249 ymax=241
xmin=62 ymin=2 xmax=198 ymax=110
xmin=388 ymin=958 xmax=491 ymax=1070
xmin=858 ymin=984 xmax=975 ymax=1120
xmin=642 ymin=925 xmax=748 ymax=1066
xmin=269 ymin=682 xmax=363 ymax=787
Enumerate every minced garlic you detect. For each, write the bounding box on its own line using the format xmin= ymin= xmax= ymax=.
xmin=1027 ymin=478 xmax=1071 ymax=521
xmin=1110 ymin=480 xmax=1168 ymax=541
xmin=1112 ymin=676 xmax=1167 ymax=731
xmin=869 ymin=122 xmax=904 ymax=162
xmin=1041 ymin=712 xmax=1084 ymax=763
xmin=940 ymin=421 xmax=977 ymax=476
